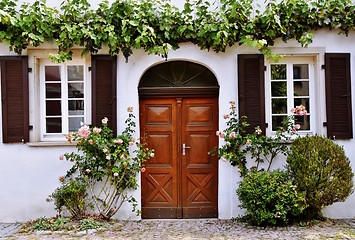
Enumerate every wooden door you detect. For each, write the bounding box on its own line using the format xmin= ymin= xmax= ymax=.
xmin=140 ymin=97 xmax=218 ymax=219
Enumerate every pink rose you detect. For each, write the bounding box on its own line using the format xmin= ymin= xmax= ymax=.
xmin=58 ymin=155 xmax=64 ymax=160
xmin=229 ymin=132 xmax=236 ymax=139
xmin=77 ymin=125 xmax=91 ymax=139
xmin=223 ymin=114 xmax=229 ymax=119
xmin=93 ymin=127 xmax=101 ymax=134
xmin=150 ymin=152 xmax=155 ymax=158
xmin=141 ymin=167 xmax=146 ymax=173
xmin=127 ymin=106 xmax=133 ymax=112
xmin=114 ymin=139 xmax=123 ymax=144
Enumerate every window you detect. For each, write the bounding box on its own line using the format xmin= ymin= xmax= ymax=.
xmin=40 ymin=60 xmax=89 ymax=141
xmin=266 ymin=57 xmax=314 ymax=134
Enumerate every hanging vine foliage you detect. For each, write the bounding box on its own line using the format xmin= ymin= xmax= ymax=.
xmin=0 ymin=0 xmax=355 ymax=62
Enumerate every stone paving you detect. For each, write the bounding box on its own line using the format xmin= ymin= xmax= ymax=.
xmin=1 ymin=218 xmax=355 ymax=240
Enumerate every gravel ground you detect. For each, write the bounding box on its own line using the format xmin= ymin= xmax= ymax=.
xmin=1 ymin=218 xmax=355 ymax=240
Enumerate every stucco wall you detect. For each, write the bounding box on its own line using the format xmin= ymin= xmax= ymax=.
xmin=1 ymin=29 xmax=355 ymax=221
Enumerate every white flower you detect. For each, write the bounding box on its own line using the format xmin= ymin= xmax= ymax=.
xmin=113 ymin=172 xmax=119 ymax=177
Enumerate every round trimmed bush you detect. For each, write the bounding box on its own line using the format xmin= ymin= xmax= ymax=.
xmin=286 ymin=135 xmax=354 ymax=219
xmin=237 ymin=170 xmax=306 ymax=226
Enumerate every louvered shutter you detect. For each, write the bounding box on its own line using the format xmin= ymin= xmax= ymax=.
xmin=238 ymin=54 xmax=266 ymax=134
xmin=1 ymin=56 xmax=29 ymax=143
xmin=325 ymin=53 xmax=353 ymax=139
xmin=91 ymin=55 xmax=117 ymax=135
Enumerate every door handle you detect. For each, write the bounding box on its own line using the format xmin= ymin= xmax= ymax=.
xmin=182 ymin=143 xmax=190 ymax=156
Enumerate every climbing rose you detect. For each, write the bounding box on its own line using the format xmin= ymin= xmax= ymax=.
xmin=113 ymin=172 xmax=119 ymax=177
xmin=114 ymin=139 xmax=123 ymax=144
xmin=229 ymin=132 xmax=236 ymax=139
xmin=141 ymin=167 xmax=146 ymax=173
xmin=223 ymin=114 xmax=229 ymax=119
xmin=58 ymin=155 xmax=64 ymax=160
xmin=150 ymin=152 xmax=155 ymax=158
xmin=127 ymin=106 xmax=133 ymax=112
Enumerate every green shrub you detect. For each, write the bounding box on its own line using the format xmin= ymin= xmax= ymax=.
xmin=236 ymin=170 xmax=306 ymax=226
xmin=286 ymin=135 xmax=354 ymax=219
xmin=47 ymin=178 xmax=88 ymax=219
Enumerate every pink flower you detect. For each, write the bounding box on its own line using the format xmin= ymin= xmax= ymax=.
xmin=295 ymin=124 xmax=301 ymax=130
xmin=101 ymin=117 xmax=108 ymax=124
xmin=85 ymin=169 xmax=91 ymax=174
xmin=88 ymin=139 xmax=94 ymax=145
xmin=255 ymin=127 xmax=262 ymax=135
xmin=293 ymin=128 xmax=297 ymax=133
xmin=58 ymin=155 xmax=64 ymax=160
xmin=225 ymin=141 xmax=231 ymax=146
xmin=291 ymin=105 xmax=307 ymax=116
xmin=106 ymin=155 xmax=111 ymax=160
xmin=246 ymin=139 xmax=251 ymax=145
xmin=150 ymin=152 xmax=155 ymax=158
xmin=229 ymin=100 xmax=236 ymax=105
xmin=223 ymin=114 xmax=229 ymax=119
xmin=219 ymin=132 xmax=226 ymax=138
xmin=141 ymin=167 xmax=146 ymax=173
xmin=229 ymin=132 xmax=236 ymax=139
xmin=93 ymin=127 xmax=101 ymax=134
xmin=127 ymin=106 xmax=133 ymax=112
xmin=58 ymin=176 xmax=65 ymax=182
xmin=114 ymin=139 xmax=123 ymax=144
xmin=216 ymin=131 xmax=220 ymax=136
xmin=77 ymin=125 xmax=91 ymax=139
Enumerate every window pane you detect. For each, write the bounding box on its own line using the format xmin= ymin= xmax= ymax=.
xmin=45 ymin=66 xmax=61 ymax=81
xmin=294 ymin=98 xmax=310 ymax=113
xmin=46 ymin=117 xmax=62 ymax=133
xmin=272 ymin=116 xmax=287 ymax=131
xmin=68 ymin=83 xmax=84 ymax=98
xmin=69 ymin=100 xmax=84 ymax=115
xmin=271 ymin=64 xmax=286 ymax=80
xmin=293 ymin=64 xmax=309 ymax=79
xmin=295 ymin=115 xmax=310 ymax=130
xmin=68 ymin=65 xmax=84 ymax=81
xmin=69 ymin=117 xmax=84 ymax=132
xmin=272 ymin=98 xmax=287 ymax=114
xmin=271 ymin=82 xmax=287 ymax=96
xmin=294 ymin=81 xmax=309 ymax=96
xmin=46 ymin=83 xmax=61 ymax=98
xmin=46 ymin=100 xmax=61 ymax=116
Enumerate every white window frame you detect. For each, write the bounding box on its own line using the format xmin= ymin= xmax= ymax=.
xmin=265 ymin=56 xmax=316 ymax=136
xmin=39 ymin=59 xmax=91 ymax=142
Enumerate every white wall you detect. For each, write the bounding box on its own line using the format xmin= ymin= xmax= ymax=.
xmin=1 ymin=29 xmax=355 ymax=221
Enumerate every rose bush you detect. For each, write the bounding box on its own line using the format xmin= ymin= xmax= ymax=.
xmin=50 ymin=107 xmax=154 ymax=220
xmin=217 ymin=101 xmax=304 ymax=175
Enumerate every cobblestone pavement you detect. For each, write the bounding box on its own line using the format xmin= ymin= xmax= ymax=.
xmin=1 ymin=218 xmax=355 ymax=240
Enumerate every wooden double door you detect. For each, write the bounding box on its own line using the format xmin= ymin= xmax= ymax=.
xmin=140 ymin=97 xmax=218 ymax=219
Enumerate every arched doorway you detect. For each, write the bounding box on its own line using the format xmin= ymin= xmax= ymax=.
xmin=139 ymin=61 xmax=219 ymax=219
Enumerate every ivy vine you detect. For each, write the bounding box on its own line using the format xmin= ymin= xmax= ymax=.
xmin=0 ymin=0 xmax=354 ymax=62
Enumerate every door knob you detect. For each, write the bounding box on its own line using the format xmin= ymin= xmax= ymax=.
xmin=182 ymin=143 xmax=190 ymax=156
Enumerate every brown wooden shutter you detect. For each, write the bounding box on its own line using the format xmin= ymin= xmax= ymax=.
xmin=325 ymin=53 xmax=353 ymax=139
xmin=238 ymin=54 xmax=265 ymax=134
xmin=1 ymin=56 xmax=29 ymax=143
xmin=91 ymin=55 xmax=117 ymax=135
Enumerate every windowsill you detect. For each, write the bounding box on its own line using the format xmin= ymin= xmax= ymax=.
xmin=26 ymin=141 xmax=77 ymax=147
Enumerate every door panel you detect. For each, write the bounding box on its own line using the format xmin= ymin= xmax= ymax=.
xmin=181 ymin=98 xmax=218 ymax=218
xmin=140 ymin=97 xmax=218 ymax=219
